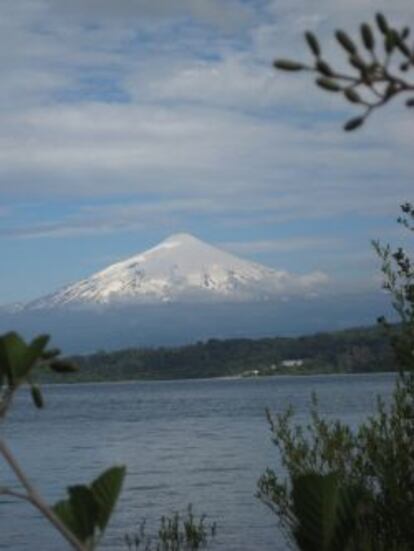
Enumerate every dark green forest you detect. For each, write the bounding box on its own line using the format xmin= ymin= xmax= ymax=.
xmin=39 ymin=324 xmax=395 ymax=383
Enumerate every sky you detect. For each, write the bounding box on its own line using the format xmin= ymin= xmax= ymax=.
xmin=0 ymin=0 xmax=413 ymax=305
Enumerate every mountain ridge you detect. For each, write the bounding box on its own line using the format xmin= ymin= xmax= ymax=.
xmin=25 ymin=233 xmax=328 ymax=310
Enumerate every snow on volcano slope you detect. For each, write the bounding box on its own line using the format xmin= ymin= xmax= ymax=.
xmin=26 ymin=233 xmax=328 ymax=309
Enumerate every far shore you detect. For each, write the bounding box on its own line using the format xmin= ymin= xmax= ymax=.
xmin=38 ymin=369 xmax=396 ymax=387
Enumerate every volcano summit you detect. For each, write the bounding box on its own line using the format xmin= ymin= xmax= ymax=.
xmin=27 ymin=233 xmax=328 ymax=310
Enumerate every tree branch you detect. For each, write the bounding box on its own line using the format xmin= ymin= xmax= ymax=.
xmin=0 ymin=438 xmax=86 ymax=551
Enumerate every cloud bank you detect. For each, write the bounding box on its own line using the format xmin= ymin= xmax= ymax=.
xmin=0 ymin=0 xmax=412 ymax=303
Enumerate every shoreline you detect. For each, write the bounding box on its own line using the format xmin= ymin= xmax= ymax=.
xmin=39 ymin=369 xmax=396 ymax=387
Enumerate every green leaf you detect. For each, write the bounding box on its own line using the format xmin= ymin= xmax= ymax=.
xmin=344 ymin=88 xmax=361 ymax=104
xmin=41 ymin=347 xmax=61 ymax=360
xmin=316 ymin=60 xmax=334 ymax=77
xmin=49 ymin=359 xmax=78 ymax=373
xmin=335 ymin=30 xmax=357 ymax=55
xmin=344 ymin=116 xmax=364 ymax=131
xmin=31 ymin=384 xmax=44 ymax=409
xmin=0 ymin=332 xmax=25 ymax=384
xmin=305 ymin=32 xmax=321 ymax=57
xmin=54 ymin=485 xmax=98 ymax=546
xmin=53 ymin=499 xmax=78 ymax=541
xmin=291 ymin=473 xmax=364 ymax=551
xmin=69 ymin=486 xmax=99 ymax=543
xmin=0 ymin=332 xmax=43 ymax=385
xmin=395 ymin=35 xmax=411 ymax=58
xmin=375 ymin=13 xmax=389 ymax=35
xmin=53 ymin=466 xmax=126 ymax=547
xmin=316 ymin=78 xmax=341 ymax=92
xmin=30 ymin=335 xmax=50 ymax=355
xmin=384 ymin=83 xmax=397 ymax=100
xmin=385 ymin=30 xmax=397 ymax=54
xmin=273 ymin=59 xmax=305 ymax=71
xmin=360 ymin=23 xmax=374 ymax=51
xmin=91 ymin=466 xmax=126 ymax=532
xmin=349 ymin=54 xmax=367 ymax=72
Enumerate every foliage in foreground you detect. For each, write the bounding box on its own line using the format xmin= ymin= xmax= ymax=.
xmin=0 ymin=333 xmax=215 ymax=550
xmin=0 ymin=332 xmax=126 ymax=550
xmin=274 ymin=12 xmax=414 ymax=130
xmin=258 ymin=375 xmax=414 ymax=550
xmin=258 ymin=208 xmax=414 ymax=549
xmin=262 ymin=14 xmax=414 ymax=548
xmin=125 ymin=505 xmax=216 ymax=551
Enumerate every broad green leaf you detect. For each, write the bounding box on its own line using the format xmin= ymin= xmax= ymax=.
xmin=0 ymin=332 xmax=50 ymax=386
xmin=291 ymin=472 xmax=363 ymax=551
xmin=91 ymin=466 xmax=126 ymax=532
xmin=53 ymin=466 xmax=126 ymax=548
xmin=30 ymin=334 xmax=50 ymax=356
xmin=54 ymin=485 xmax=98 ymax=546
xmin=68 ymin=486 xmax=99 ymax=544
xmin=0 ymin=332 xmax=30 ymax=384
xmin=53 ymin=499 xmax=78 ymax=540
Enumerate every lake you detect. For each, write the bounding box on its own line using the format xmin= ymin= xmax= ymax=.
xmin=0 ymin=373 xmax=395 ymax=550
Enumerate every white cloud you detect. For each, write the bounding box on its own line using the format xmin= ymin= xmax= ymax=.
xmin=126 ymin=55 xmax=281 ymax=109
xmin=42 ymin=0 xmax=255 ymax=30
xmin=0 ymin=100 xmax=410 ymax=237
xmin=0 ymin=0 xmax=412 ymax=194
xmin=221 ymin=236 xmax=344 ymax=255
xmin=0 ymin=0 xmax=412 ymax=303
xmin=1 ymin=198 xmax=221 ymax=238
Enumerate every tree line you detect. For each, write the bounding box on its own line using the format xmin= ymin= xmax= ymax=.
xmin=36 ymin=324 xmax=395 ymax=383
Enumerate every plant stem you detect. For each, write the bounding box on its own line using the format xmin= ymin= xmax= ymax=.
xmin=0 ymin=438 xmax=86 ymax=551
xmin=0 ymin=486 xmax=30 ymax=501
xmin=0 ymin=388 xmax=15 ymax=420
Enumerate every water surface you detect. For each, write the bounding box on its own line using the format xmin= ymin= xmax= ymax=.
xmin=0 ymin=373 xmax=395 ymax=550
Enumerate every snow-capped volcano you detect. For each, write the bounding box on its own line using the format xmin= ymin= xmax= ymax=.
xmin=26 ymin=233 xmax=328 ymax=309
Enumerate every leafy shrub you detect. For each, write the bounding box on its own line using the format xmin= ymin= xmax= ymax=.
xmin=125 ymin=505 xmax=216 ymax=551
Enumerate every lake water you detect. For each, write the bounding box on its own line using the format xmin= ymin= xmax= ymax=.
xmin=0 ymin=373 xmax=395 ymax=550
